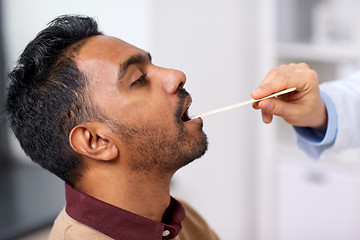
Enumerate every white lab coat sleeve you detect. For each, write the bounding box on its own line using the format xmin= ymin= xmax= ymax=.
xmin=294 ymin=91 xmax=337 ymax=159
xmin=295 ymin=72 xmax=360 ymax=159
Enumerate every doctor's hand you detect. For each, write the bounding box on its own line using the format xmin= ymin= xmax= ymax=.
xmin=251 ymin=63 xmax=327 ymax=132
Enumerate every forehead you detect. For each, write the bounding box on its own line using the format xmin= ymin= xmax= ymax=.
xmin=76 ymin=35 xmax=145 ymax=64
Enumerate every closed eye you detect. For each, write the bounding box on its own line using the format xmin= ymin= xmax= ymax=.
xmin=132 ymin=73 xmax=147 ymax=87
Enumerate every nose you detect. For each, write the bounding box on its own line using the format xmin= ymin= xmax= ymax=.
xmin=159 ymin=67 xmax=186 ymax=94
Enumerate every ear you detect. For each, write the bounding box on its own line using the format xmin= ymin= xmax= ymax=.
xmin=69 ymin=122 xmax=119 ymax=161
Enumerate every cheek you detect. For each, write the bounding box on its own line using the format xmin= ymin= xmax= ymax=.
xmin=104 ymin=99 xmax=168 ymax=125
xmin=95 ymin=85 xmax=176 ymax=125
xmin=149 ymin=98 xmax=176 ymax=122
xmin=128 ymin=94 xmax=175 ymax=121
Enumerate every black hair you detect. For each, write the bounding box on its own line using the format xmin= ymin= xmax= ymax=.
xmin=6 ymin=15 xmax=103 ymax=184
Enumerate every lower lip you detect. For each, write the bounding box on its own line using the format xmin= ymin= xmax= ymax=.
xmin=185 ymin=117 xmax=203 ymax=124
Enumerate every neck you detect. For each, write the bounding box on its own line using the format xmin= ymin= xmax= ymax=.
xmin=76 ymin=168 xmax=174 ymax=222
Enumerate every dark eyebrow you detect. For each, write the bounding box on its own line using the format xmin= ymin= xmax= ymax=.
xmin=118 ymin=52 xmax=152 ymax=81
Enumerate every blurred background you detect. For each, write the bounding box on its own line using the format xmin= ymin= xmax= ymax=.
xmin=1 ymin=0 xmax=360 ymax=239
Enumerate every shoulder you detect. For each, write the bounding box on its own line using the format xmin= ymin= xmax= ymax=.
xmin=48 ymin=208 xmax=113 ymax=240
xmin=177 ymin=200 xmax=219 ymax=240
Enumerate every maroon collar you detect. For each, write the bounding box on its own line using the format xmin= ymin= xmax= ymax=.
xmin=65 ymin=184 xmax=185 ymax=240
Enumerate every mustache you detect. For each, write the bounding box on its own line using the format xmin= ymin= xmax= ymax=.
xmin=175 ymin=89 xmax=190 ymax=122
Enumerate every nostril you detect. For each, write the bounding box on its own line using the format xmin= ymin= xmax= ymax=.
xmin=177 ymin=82 xmax=184 ymax=91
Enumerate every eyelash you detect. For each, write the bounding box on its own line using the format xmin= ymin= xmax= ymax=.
xmin=132 ymin=73 xmax=147 ymax=87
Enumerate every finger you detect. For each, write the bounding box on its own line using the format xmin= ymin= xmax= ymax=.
xmin=252 ymin=62 xmax=314 ymax=99
xmin=252 ymin=69 xmax=292 ymax=99
xmin=258 ymin=98 xmax=289 ymax=118
xmin=252 ymin=102 xmax=260 ymax=110
xmin=261 ymin=110 xmax=273 ymax=124
xmin=297 ymin=62 xmax=309 ymax=69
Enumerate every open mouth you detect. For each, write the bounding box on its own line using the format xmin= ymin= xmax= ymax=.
xmin=181 ymin=98 xmax=192 ymax=122
xmin=182 ymin=110 xmax=191 ymax=122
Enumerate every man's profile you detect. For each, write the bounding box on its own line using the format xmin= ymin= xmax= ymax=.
xmin=6 ymin=15 xmax=218 ymax=239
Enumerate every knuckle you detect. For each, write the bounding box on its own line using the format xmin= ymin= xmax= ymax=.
xmin=279 ymin=64 xmax=292 ymax=69
xmin=308 ymin=69 xmax=318 ymax=81
xmin=272 ymin=103 xmax=283 ymax=116
xmin=298 ymin=62 xmax=309 ymax=68
xmin=268 ymin=69 xmax=279 ymax=78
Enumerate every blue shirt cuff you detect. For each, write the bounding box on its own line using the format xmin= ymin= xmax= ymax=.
xmin=293 ymin=90 xmax=338 ymax=159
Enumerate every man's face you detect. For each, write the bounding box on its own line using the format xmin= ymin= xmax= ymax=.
xmin=76 ymin=35 xmax=207 ymax=174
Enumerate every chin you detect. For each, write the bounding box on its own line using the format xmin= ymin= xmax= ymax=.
xmin=180 ymin=130 xmax=208 ymax=167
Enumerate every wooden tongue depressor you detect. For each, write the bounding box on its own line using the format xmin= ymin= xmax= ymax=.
xmin=191 ymin=87 xmax=296 ymax=119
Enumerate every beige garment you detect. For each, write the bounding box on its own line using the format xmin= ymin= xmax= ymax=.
xmin=49 ymin=201 xmax=219 ymax=240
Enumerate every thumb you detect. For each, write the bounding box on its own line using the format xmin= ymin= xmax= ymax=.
xmin=258 ymin=98 xmax=289 ymax=118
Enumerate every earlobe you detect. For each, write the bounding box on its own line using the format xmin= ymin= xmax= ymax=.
xmin=69 ymin=123 xmax=119 ymax=161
